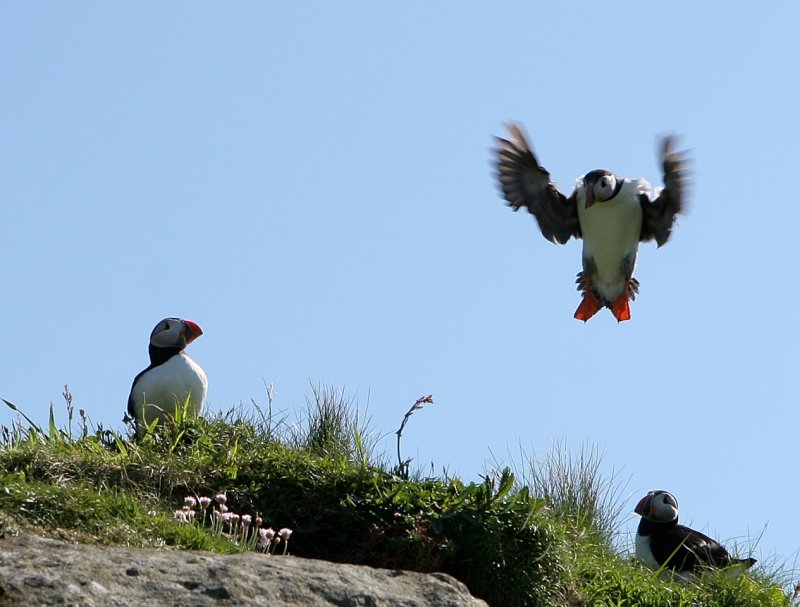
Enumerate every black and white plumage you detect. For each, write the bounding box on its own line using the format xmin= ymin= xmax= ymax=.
xmin=494 ymin=123 xmax=689 ymax=322
xmin=126 ymin=317 xmax=208 ymax=438
xmin=634 ymin=490 xmax=756 ymax=581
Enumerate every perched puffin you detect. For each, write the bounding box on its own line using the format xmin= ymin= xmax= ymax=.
xmin=634 ymin=490 xmax=756 ymax=581
xmin=494 ymin=123 xmax=689 ymax=322
xmin=126 ymin=317 xmax=208 ymax=438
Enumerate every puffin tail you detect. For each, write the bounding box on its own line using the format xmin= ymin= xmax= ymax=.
xmin=719 ymin=557 xmax=758 ymax=579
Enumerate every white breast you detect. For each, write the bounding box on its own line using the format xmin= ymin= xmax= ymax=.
xmin=577 ymin=179 xmax=647 ymax=303
xmin=131 ymin=353 xmax=208 ymax=428
xmin=635 ymin=533 xmax=661 ymax=571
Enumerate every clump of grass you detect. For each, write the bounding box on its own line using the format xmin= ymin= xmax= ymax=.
xmin=288 ymin=383 xmax=375 ymax=463
xmin=513 ymin=440 xmax=626 ymax=547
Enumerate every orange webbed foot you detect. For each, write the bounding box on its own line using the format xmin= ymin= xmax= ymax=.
xmin=574 ymin=292 xmax=603 ymax=322
xmin=609 ymin=277 xmax=637 ymax=322
xmin=609 ymin=294 xmax=631 ymax=322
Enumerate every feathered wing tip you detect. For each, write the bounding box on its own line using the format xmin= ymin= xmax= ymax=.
xmin=661 ymin=136 xmax=692 ymax=201
xmin=493 ymin=123 xmax=580 ymax=244
xmin=503 ymin=122 xmax=530 ymax=154
xmin=641 ymin=135 xmax=692 ymax=246
xmin=494 ymin=122 xmax=538 ymax=213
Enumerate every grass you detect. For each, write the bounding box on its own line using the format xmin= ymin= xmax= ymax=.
xmin=0 ymin=387 xmax=796 ymax=607
xmin=512 ymin=441 xmax=627 ymax=548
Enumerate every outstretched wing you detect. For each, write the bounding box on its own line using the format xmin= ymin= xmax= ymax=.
xmin=494 ymin=123 xmax=580 ymax=244
xmin=640 ymin=136 xmax=690 ymax=246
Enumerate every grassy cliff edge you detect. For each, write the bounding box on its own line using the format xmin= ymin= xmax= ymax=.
xmin=0 ymin=389 xmax=794 ymax=607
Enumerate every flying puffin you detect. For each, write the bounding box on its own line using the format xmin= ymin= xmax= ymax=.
xmin=126 ymin=317 xmax=208 ymax=438
xmin=494 ymin=123 xmax=689 ymax=322
xmin=634 ymin=490 xmax=756 ymax=581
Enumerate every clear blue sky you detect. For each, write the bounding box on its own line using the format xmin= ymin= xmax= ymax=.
xmin=2 ymin=2 xmax=798 ymax=571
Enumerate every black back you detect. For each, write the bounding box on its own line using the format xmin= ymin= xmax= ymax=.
xmin=638 ymin=517 xmax=733 ymax=573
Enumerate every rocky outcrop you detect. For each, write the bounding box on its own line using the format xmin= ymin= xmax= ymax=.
xmin=0 ymin=532 xmax=487 ymax=607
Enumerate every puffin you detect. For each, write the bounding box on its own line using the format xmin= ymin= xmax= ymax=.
xmin=634 ymin=490 xmax=756 ymax=581
xmin=494 ymin=123 xmax=689 ymax=322
xmin=126 ymin=317 xmax=208 ymax=438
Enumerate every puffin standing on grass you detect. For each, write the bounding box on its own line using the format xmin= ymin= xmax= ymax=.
xmin=126 ymin=317 xmax=208 ymax=438
xmin=494 ymin=123 xmax=689 ymax=322
xmin=634 ymin=490 xmax=757 ymax=580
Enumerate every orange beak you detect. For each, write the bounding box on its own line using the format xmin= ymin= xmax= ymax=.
xmin=182 ymin=320 xmax=203 ymax=344
xmin=633 ymin=494 xmax=651 ymax=516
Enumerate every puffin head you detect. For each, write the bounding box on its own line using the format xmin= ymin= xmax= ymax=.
xmin=149 ymin=317 xmax=204 ymax=350
xmin=583 ymin=169 xmax=620 ymax=209
xmin=634 ymin=489 xmax=679 ymax=523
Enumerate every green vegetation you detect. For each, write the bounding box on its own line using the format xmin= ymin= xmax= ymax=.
xmin=0 ymin=387 xmax=795 ymax=607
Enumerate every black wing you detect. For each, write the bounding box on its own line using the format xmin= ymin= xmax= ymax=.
xmin=494 ymin=123 xmax=580 ymax=244
xmin=652 ymin=525 xmax=732 ymax=572
xmin=126 ymin=365 xmax=152 ymax=421
xmin=640 ymin=136 xmax=690 ymax=246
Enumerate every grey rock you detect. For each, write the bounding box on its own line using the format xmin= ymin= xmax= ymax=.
xmin=0 ymin=532 xmax=487 ymax=607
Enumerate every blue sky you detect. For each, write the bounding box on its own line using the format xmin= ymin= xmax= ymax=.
xmin=2 ymin=2 xmax=798 ymax=571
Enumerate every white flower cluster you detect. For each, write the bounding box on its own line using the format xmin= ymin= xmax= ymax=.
xmin=174 ymin=492 xmax=293 ymax=555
